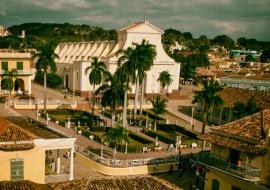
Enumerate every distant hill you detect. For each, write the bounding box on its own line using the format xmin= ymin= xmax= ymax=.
xmin=7 ymin=23 xmax=117 ymax=48
xmin=1 ymin=23 xmax=269 ymax=51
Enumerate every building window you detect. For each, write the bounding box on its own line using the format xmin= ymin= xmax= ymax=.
xmin=16 ymin=62 xmax=23 ymax=70
xmin=212 ymin=179 xmax=220 ymax=190
xmin=1 ymin=61 xmax=8 ymax=71
xmin=231 ymin=186 xmax=241 ymax=190
xmin=10 ymin=158 xmax=24 ymax=181
xmin=76 ymin=72 xmax=79 ymax=81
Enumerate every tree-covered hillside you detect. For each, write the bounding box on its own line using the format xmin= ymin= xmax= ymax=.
xmin=6 ymin=23 xmax=117 ymax=49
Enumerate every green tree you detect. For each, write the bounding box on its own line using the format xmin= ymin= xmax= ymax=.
xmin=117 ymin=46 xmax=137 ymax=128
xmin=32 ymin=43 xmax=58 ymax=114
xmin=2 ymin=69 xmax=17 ymax=106
xmin=261 ymin=50 xmax=270 ymax=63
xmin=150 ymin=95 xmax=167 ymax=131
xmin=211 ymin=35 xmax=235 ymax=49
xmin=85 ymin=56 xmax=108 ymax=125
xmin=95 ymin=73 xmax=125 ymax=127
xmin=232 ymin=97 xmax=260 ymax=119
xmin=245 ymin=54 xmax=256 ymax=62
xmin=102 ymin=126 xmax=129 ymax=159
xmin=193 ymin=79 xmax=223 ymax=134
xmin=133 ymin=40 xmax=156 ymax=122
xmin=157 ymin=71 xmax=173 ymax=95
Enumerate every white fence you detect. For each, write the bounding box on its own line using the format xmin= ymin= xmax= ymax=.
xmin=13 ymin=99 xmax=77 ymax=109
xmin=75 ymin=145 xmax=179 ymax=168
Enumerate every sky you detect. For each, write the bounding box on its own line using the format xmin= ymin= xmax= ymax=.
xmin=0 ymin=0 xmax=270 ymax=41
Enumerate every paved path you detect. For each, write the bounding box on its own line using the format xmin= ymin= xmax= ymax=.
xmin=166 ymin=100 xmax=211 ymax=133
xmin=16 ymin=83 xmax=207 ymax=160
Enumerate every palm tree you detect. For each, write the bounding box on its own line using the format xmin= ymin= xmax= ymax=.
xmin=32 ymin=43 xmax=58 ymax=115
xmin=102 ymin=126 xmax=129 ymax=159
xmin=193 ymin=79 xmax=223 ymax=134
xmin=95 ymin=73 xmax=125 ymax=127
xmin=133 ymin=40 xmax=156 ymax=121
xmin=2 ymin=69 xmax=17 ymax=107
xmin=157 ymin=71 xmax=173 ymax=95
xmin=117 ymin=47 xmax=137 ymax=128
xmin=150 ymin=95 xmax=167 ymax=131
xmin=85 ymin=57 xmax=108 ymax=125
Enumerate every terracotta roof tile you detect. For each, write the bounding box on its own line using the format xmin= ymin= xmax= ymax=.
xmin=0 ymin=118 xmax=37 ymax=142
xmin=48 ymin=175 xmax=179 ymax=190
xmin=203 ymin=109 xmax=270 ymax=154
xmin=218 ymin=87 xmax=270 ymax=108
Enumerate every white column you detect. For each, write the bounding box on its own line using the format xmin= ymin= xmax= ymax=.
xmin=69 ymin=147 xmax=74 ymax=180
xmin=56 ymin=150 xmax=61 ymax=174
xmin=28 ymin=77 xmax=31 ymax=94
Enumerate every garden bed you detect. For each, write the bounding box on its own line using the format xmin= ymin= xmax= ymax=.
xmin=146 ymin=124 xmax=202 ymax=148
xmin=79 ymin=126 xmax=154 ymax=153
xmin=45 ymin=109 xmax=101 ymax=127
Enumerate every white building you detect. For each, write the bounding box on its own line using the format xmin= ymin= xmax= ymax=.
xmin=54 ymin=20 xmax=181 ymax=96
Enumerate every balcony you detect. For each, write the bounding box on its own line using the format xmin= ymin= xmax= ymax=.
xmin=0 ymin=69 xmax=32 ymax=75
xmin=197 ymin=151 xmax=260 ymax=182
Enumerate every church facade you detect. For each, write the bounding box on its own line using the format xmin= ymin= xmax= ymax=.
xmin=54 ymin=20 xmax=181 ymax=97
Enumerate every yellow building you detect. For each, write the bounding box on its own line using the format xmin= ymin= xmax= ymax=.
xmin=0 ymin=117 xmax=76 ymax=184
xmin=198 ymin=109 xmax=270 ymax=190
xmin=0 ymin=50 xmax=33 ymax=95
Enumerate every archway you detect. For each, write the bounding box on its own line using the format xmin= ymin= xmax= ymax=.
xmin=14 ymin=78 xmax=25 ymax=94
xmin=212 ymin=179 xmax=220 ymax=190
xmin=1 ymin=78 xmax=13 ymax=94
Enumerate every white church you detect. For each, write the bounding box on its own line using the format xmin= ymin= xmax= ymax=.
xmin=54 ymin=20 xmax=181 ymax=97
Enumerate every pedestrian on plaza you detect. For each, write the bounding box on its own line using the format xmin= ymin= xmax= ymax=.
xmin=154 ymin=163 xmax=158 ymax=176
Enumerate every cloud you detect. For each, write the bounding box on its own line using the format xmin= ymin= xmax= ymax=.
xmin=0 ymin=0 xmax=269 ymax=40
xmin=210 ymin=21 xmax=247 ymax=34
xmin=31 ymin=0 xmax=92 ymax=10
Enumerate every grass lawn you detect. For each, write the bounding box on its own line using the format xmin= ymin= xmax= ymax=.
xmin=155 ymin=129 xmax=201 ymax=147
xmin=89 ymin=131 xmax=152 ymax=146
xmin=47 ymin=109 xmax=100 ymax=126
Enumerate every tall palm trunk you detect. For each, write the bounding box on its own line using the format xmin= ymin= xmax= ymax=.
xmin=139 ymin=80 xmax=144 ymax=127
xmin=134 ymin=78 xmax=139 ymax=122
xmin=111 ymin=111 xmax=115 ymax=127
xmin=113 ymin=145 xmax=117 ymax=159
xmin=154 ymin=115 xmax=157 ymax=131
xmin=92 ymin=84 xmax=96 ymax=125
xmin=219 ymin=107 xmax=223 ymax=125
xmin=44 ymin=72 xmax=47 ymax=115
xmin=122 ymin=89 xmax=128 ymax=128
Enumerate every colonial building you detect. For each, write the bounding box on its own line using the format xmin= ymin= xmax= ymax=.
xmin=0 ymin=50 xmax=33 ymax=95
xmin=0 ymin=117 xmax=76 ymax=184
xmin=54 ymin=20 xmax=181 ymax=96
xmin=0 ymin=25 xmax=10 ymax=37
xmin=198 ymin=109 xmax=270 ymax=190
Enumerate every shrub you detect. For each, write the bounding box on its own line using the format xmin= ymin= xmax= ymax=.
xmin=90 ymin=126 xmax=108 ymax=132
xmin=35 ymin=71 xmax=63 ymax=88
xmin=128 ymin=133 xmax=152 ymax=144
xmin=146 ymin=130 xmax=175 ymax=144
xmin=157 ymin=124 xmax=199 ymax=139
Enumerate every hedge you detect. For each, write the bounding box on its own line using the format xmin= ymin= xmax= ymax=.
xmin=80 ymin=128 xmax=154 ymax=153
xmin=157 ymin=124 xmax=199 ymax=139
xmin=128 ymin=132 xmax=152 ymax=144
xmin=146 ymin=130 xmax=175 ymax=144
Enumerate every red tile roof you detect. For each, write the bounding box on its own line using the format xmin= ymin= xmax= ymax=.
xmin=0 ymin=118 xmax=36 ymax=142
xmin=203 ymin=109 xmax=270 ymax=154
